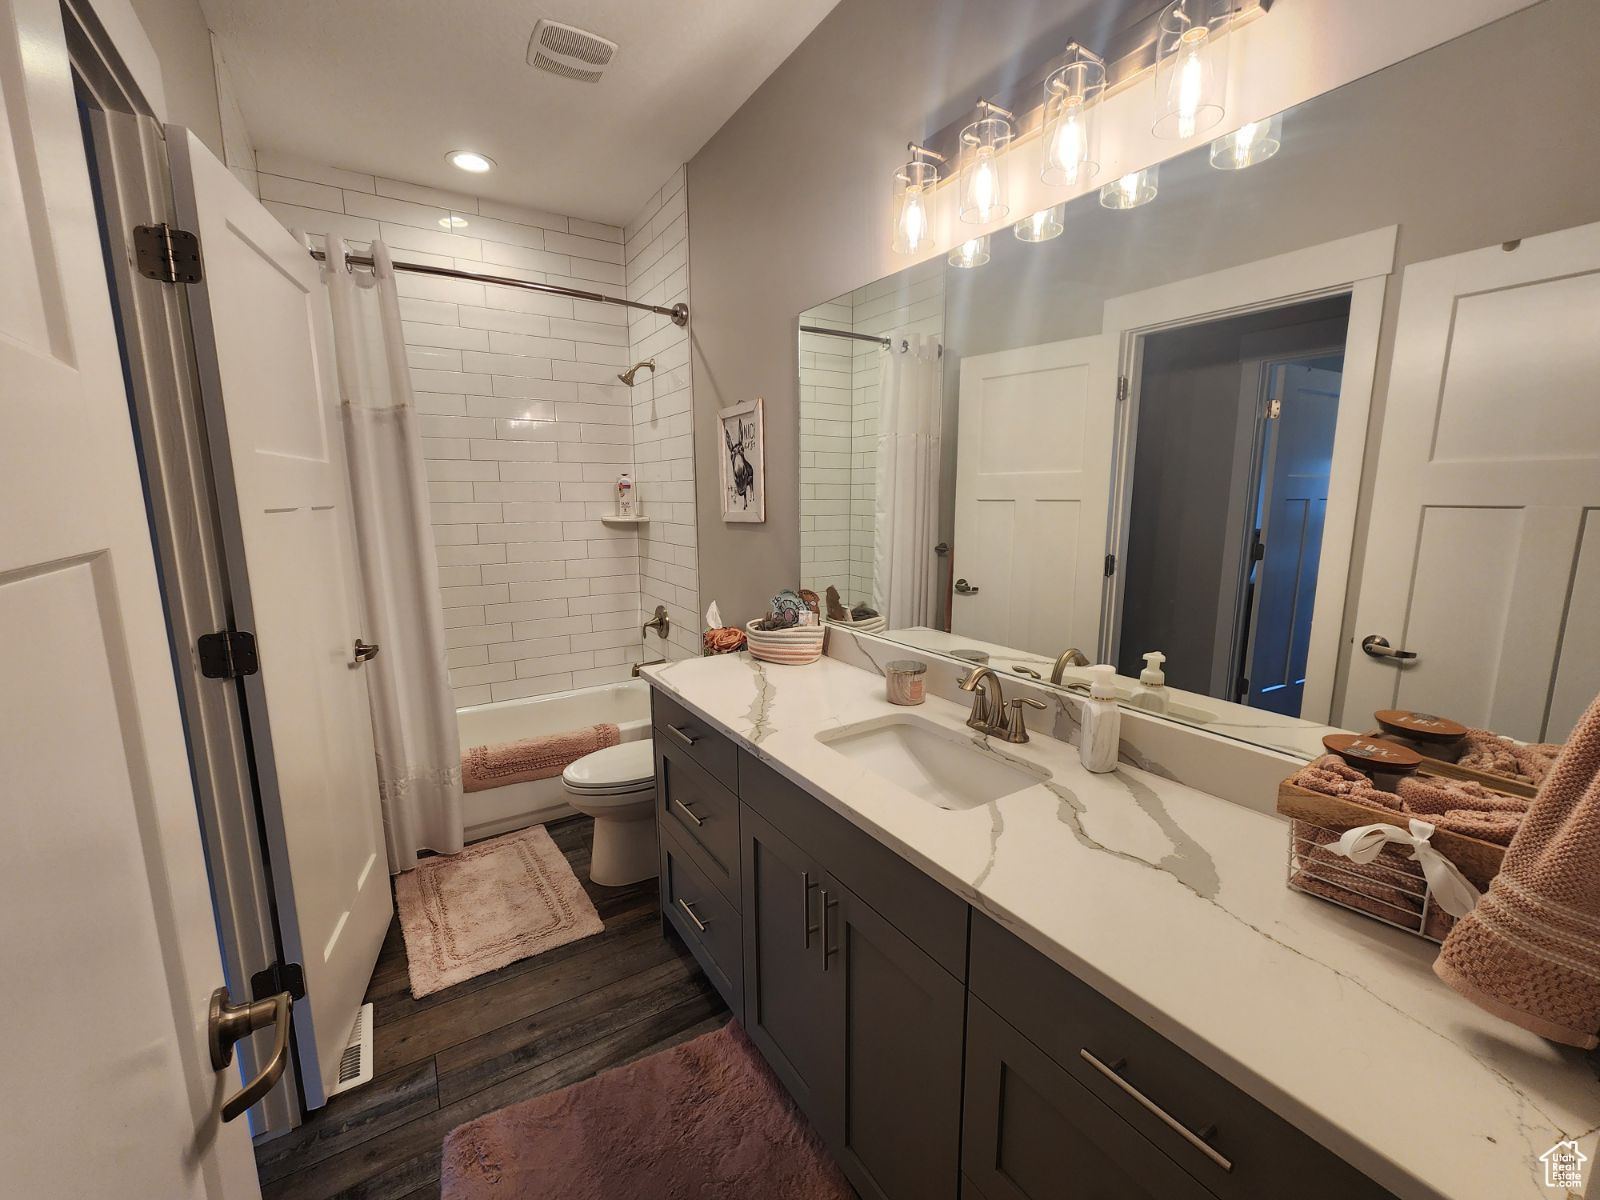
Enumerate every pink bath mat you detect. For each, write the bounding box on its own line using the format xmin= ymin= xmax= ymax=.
xmin=441 ymin=1021 xmax=852 ymax=1200
xmin=394 ymin=826 xmax=602 ymax=998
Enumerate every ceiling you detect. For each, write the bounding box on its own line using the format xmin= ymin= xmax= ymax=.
xmin=201 ymin=0 xmax=842 ymax=226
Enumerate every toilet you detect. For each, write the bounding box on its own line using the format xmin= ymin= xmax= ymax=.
xmin=561 ymin=739 xmax=659 ymax=886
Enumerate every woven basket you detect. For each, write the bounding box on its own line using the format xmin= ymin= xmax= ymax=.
xmin=829 ymin=613 xmax=887 ymax=635
xmin=745 ymin=619 xmax=825 ymax=665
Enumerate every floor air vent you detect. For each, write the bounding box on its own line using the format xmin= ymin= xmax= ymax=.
xmin=527 ymin=19 xmax=617 ymax=83
xmin=328 ymin=1002 xmax=374 ymax=1096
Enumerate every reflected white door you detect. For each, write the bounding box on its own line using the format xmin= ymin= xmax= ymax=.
xmin=951 ymin=336 xmax=1116 ymax=657
xmin=0 ymin=0 xmax=259 ymax=1194
xmin=1345 ymin=223 xmax=1600 ymax=741
xmin=170 ymin=130 xmax=392 ymax=1106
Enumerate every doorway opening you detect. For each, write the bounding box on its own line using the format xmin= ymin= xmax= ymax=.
xmin=1112 ymin=295 xmax=1351 ymax=718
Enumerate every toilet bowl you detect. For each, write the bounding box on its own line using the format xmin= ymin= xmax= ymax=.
xmin=561 ymin=739 xmax=658 ymax=886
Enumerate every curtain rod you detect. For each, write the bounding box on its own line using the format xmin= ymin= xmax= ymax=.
xmin=799 ymin=324 xmax=890 ymax=347
xmin=309 ymin=248 xmax=688 ymax=327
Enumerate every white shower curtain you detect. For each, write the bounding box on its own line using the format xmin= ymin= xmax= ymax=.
xmin=872 ymin=332 xmax=944 ymax=629
xmin=325 ymin=237 xmax=463 ymax=873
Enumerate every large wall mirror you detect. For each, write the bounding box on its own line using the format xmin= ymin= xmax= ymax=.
xmin=797 ymin=7 xmax=1599 ymax=761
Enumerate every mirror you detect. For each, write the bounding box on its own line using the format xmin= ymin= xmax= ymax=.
xmin=798 ymin=11 xmax=1599 ymax=761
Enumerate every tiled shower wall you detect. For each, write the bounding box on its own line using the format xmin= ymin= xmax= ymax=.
xmin=257 ymin=151 xmax=651 ymax=706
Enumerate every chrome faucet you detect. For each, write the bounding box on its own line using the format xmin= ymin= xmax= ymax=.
xmin=959 ymin=666 xmax=1048 ymax=743
xmin=1050 ymin=648 xmax=1091 ymax=685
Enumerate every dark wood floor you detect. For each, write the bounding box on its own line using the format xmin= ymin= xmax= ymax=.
xmin=254 ymin=815 xmax=730 ymax=1200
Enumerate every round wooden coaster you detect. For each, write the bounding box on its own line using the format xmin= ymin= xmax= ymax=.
xmin=1323 ymin=733 xmax=1423 ymax=774
xmin=1374 ymin=709 xmax=1467 ymax=744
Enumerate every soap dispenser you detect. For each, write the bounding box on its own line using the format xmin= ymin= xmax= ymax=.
xmin=1134 ymin=651 xmax=1170 ymax=715
xmin=1078 ymin=664 xmax=1120 ymax=773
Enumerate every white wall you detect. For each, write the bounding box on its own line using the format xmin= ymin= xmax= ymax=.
xmin=797 ymin=303 xmax=855 ymax=603
xmin=255 ymin=151 xmax=647 ymax=707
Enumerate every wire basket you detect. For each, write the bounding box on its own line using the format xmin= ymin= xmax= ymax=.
xmin=1287 ymin=820 xmax=1458 ymax=943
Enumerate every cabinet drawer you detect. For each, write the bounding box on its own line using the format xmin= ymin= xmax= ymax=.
xmin=970 ymin=915 xmax=1396 ymax=1200
xmin=660 ymin=823 xmax=742 ymax=1016
xmin=651 ymin=689 xmax=738 ymax=792
xmin=656 ymin=738 xmax=740 ymax=905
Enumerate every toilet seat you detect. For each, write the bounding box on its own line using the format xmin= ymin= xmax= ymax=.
xmin=562 ymin=739 xmax=654 ymax=798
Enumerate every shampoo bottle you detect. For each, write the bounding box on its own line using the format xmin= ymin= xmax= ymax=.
xmin=1135 ymin=651 xmax=1170 ymax=715
xmin=615 ymin=471 xmax=635 ymax=518
xmin=1078 ymin=664 xmax=1120 ymax=773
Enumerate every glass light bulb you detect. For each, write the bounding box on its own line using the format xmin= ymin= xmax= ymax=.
xmin=1053 ymin=103 xmax=1086 ymax=185
xmin=1014 ymin=205 xmax=1064 ymax=243
xmin=901 ymin=187 xmax=928 ymax=250
xmin=972 ymin=152 xmax=997 ymax=217
xmin=1174 ymin=30 xmax=1207 ymax=139
xmin=1120 ymin=174 xmax=1139 ymax=203
xmin=948 ymin=235 xmax=991 ymax=269
xmin=1209 ymin=112 xmax=1282 ymax=170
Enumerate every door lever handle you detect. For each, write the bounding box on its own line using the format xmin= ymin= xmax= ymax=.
xmin=209 ymin=986 xmax=292 ymax=1122
xmin=1361 ymin=635 xmax=1418 ymax=662
xmin=954 ymin=578 xmax=980 ymax=595
xmin=352 ymin=638 xmax=380 ymax=664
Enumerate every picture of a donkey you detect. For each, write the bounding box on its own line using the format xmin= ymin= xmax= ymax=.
xmin=726 ymin=419 xmax=755 ymax=509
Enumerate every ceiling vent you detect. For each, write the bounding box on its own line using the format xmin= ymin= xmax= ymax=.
xmin=527 ymin=19 xmax=617 ymax=83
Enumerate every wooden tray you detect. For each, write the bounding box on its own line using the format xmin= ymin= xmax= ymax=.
xmin=1275 ymin=779 xmax=1507 ymax=890
xmin=1358 ymin=731 xmax=1539 ymax=799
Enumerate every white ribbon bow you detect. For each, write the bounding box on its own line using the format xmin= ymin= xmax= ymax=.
xmin=1328 ymin=820 xmax=1482 ymax=919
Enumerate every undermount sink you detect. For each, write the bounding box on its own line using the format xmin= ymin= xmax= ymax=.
xmin=816 ymin=716 xmax=1049 ymax=811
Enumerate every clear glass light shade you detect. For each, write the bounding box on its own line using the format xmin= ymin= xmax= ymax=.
xmin=1040 ymin=55 xmax=1104 ymax=187
xmin=1210 ymin=113 xmax=1283 ymax=170
xmin=959 ymin=117 xmax=1012 ymax=224
xmin=948 ymin=235 xmax=991 ymax=269
xmin=1153 ymin=0 xmax=1231 ymax=140
xmin=1014 ymin=205 xmax=1065 ymax=243
xmin=1099 ymin=165 xmax=1159 ymax=210
xmin=891 ymin=160 xmax=939 ymax=255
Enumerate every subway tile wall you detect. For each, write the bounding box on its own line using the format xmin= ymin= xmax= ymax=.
xmin=257 ymin=150 xmax=682 ymax=706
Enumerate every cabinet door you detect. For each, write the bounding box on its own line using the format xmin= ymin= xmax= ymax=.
xmin=964 ymin=997 xmax=1214 ymax=1200
xmin=740 ymin=805 xmax=831 ymax=1123
xmin=822 ymin=875 xmax=965 ymax=1200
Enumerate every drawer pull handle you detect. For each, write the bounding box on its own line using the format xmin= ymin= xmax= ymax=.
xmin=676 ymin=897 xmax=708 ymax=933
xmin=666 ymin=724 xmax=698 ymax=747
xmin=821 ymin=890 xmax=839 ymax=971
xmin=1079 ymin=1049 xmax=1232 ymax=1173
xmin=802 ymin=871 xmax=820 ymax=948
xmin=671 ymin=796 xmax=705 ymax=826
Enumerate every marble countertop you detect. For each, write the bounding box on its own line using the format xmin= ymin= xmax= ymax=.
xmin=642 ymin=651 xmax=1599 ymax=1200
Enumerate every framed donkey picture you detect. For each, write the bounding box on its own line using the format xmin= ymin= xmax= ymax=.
xmin=719 ymin=396 xmax=765 ymax=523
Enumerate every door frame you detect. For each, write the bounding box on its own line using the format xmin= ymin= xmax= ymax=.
xmin=65 ymin=0 xmax=298 ymax=1135
xmin=1098 ymin=227 xmax=1395 ymax=724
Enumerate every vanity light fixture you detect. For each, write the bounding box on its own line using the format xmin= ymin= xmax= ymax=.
xmin=1099 ymin=165 xmax=1158 ymax=210
xmin=1210 ymin=112 xmax=1283 ymax=170
xmin=1152 ymin=0 xmax=1231 ymax=140
xmin=1014 ymin=204 xmax=1065 ymax=243
xmin=948 ymin=234 xmax=991 ymax=269
xmin=959 ymin=100 xmax=1014 ymax=224
xmin=892 ymin=143 xmax=946 ymax=255
xmin=1040 ymin=43 xmax=1105 ymax=188
xmin=447 ymin=150 xmax=495 ymax=173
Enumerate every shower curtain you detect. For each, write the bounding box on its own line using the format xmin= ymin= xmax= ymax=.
xmin=872 ymin=331 xmax=944 ymax=629
xmin=325 ymin=237 xmax=463 ymax=873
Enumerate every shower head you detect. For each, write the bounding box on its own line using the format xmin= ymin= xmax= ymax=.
xmin=618 ymin=359 xmax=656 ymax=387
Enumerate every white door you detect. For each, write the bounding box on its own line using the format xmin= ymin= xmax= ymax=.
xmin=170 ymin=130 xmax=392 ymax=1107
xmin=0 ymin=0 xmax=259 ymax=1194
xmin=951 ymin=336 xmax=1116 ymax=657
xmin=1345 ymin=223 xmax=1600 ymax=742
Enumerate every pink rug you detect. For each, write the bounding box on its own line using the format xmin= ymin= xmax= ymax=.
xmin=441 ymin=1022 xmax=852 ymax=1200
xmin=395 ymin=827 xmax=602 ymax=999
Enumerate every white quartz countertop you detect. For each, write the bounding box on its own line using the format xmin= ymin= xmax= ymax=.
xmin=642 ymin=651 xmax=1599 ymax=1200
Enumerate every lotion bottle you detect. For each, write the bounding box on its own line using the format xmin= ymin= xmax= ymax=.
xmin=1078 ymin=664 xmax=1121 ymax=773
xmin=615 ymin=471 xmax=635 ymax=518
xmin=1134 ymin=651 xmax=1170 ymax=715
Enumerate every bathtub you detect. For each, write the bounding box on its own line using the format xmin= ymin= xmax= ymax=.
xmin=457 ymin=680 xmax=653 ymax=841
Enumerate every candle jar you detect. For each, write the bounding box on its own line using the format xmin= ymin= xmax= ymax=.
xmin=885 ymin=660 xmax=928 ymax=706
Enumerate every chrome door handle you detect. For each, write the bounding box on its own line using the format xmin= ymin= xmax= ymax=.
xmin=802 ymin=870 xmax=820 ymax=948
xmin=666 ymin=723 xmax=698 ymax=747
xmin=1361 ymin=635 xmax=1417 ymax=662
xmin=676 ymin=896 xmax=708 ymax=933
xmin=954 ymin=578 xmax=980 ymax=595
xmin=209 ymin=986 xmax=292 ymax=1123
xmin=1079 ymin=1049 xmax=1232 ymax=1172
xmin=821 ymin=890 xmax=840 ymax=971
xmin=670 ymin=795 xmax=704 ymax=826
xmin=352 ymin=638 xmax=380 ymax=664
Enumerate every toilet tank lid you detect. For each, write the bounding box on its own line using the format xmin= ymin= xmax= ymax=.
xmin=563 ymin=738 xmax=655 ymax=789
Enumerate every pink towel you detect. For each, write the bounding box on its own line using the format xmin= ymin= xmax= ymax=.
xmin=1457 ymin=728 xmax=1563 ymax=786
xmin=1435 ymin=693 xmax=1600 ymax=1048
xmin=461 ymin=723 xmax=621 ymax=794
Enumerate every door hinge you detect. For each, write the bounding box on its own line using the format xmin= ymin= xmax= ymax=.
xmin=197 ymin=630 xmax=259 ymax=679
xmin=1116 ymin=376 xmax=1129 ymax=403
xmin=1104 ymin=553 xmax=1116 ymax=578
xmin=250 ymin=961 xmax=306 ymax=1003
xmin=134 ymin=223 xmax=203 ymax=284
xmin=1266 ymin=397 xmax=1282 ymax=420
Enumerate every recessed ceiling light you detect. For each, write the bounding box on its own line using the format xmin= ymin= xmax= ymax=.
xmin=447 ymin=150 xmax=495 ymax=174
xmin=439 ymin=215 xmax=470 ymax=230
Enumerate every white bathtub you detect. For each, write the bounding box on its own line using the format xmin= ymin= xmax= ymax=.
xmin=457 ymin=680 xmax=653 ymax=841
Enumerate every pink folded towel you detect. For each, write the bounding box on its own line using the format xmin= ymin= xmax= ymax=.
xmin=462 ymin=723 xmax=621 ymax=794
xmin=1457 ymin=728 xmax=1563 ymax=786
xmin=1435 ymin=692 xmax=1600 ymax=1047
